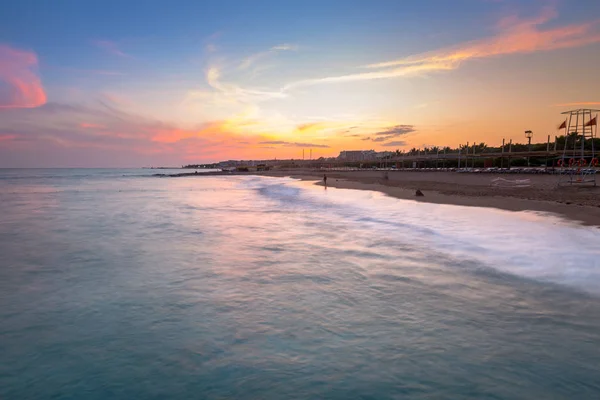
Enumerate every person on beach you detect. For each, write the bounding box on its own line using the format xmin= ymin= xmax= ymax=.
xmin=323 ymin=174 xmax=327 ymax=186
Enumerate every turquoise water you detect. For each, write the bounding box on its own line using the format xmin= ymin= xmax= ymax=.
xmin=1 ymin=169 xmax=600 ymax=399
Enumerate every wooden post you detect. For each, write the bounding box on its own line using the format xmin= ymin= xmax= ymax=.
xmin=508 ymin=139 xmax=512 ymax=169
xmin=501 ymin=138 xmax=505 ymax=169
xmin=443 ymin=147 xmax=446 ymax=169
xmin=546 ymin=135 xmax=550 ymax=170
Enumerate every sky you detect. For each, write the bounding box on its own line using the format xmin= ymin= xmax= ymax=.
xmin=1 ymin=0 xmax=600 ymax=167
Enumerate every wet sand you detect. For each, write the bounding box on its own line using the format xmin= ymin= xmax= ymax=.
xmin=259 ymin=169 xmax=600 ymax=227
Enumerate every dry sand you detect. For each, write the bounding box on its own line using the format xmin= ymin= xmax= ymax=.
xmin=259 ymin=169 xmax=600 ymax=227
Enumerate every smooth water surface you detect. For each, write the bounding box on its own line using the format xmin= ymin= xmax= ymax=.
xmin=1 ymin=169 xmax=600 ymax=399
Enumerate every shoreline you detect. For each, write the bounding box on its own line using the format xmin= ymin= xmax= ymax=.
xmin=260 ymin=170 xmax=600 ymax=227
xmin=157 ymin=169 xmax=600 ymax=227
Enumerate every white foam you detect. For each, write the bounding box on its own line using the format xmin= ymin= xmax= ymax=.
xmin=270 ymin=178 xmax=600 ymax=293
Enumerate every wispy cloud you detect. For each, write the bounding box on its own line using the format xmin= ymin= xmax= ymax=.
xmin=362 ymin=125 xmax=416 ymax=142
xmin=187 ymin=67 xmax=286 ymax=107
xmin=282 ymin=62 xmax=453 ymax=90
xmin=0 ymin=44 xmax=47 ymax=109
xmin=373 ymin=125 xmax=415 ymax=137
xmin=209 ymin=67 xmax=286 ymax=101
xmin=371 ymin=137 xmax=387 ymax=142
xmin=284 ymin=6 xmax=600 ymax=88
xmin=94 ymin=40 xmax=134 ymax=59
xmin=293 ymin=121 xmax=354 ymax=136
xmin=239 ymin=43 xmax=296 ymax=70
xmin=367 ymin=6 xmax=600 ymax=67
xmin=381 ymin=140 xmax=407 ymax=147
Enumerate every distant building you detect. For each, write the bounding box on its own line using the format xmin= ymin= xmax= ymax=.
xmin=338 ymin=150 xmax=376 ymax=161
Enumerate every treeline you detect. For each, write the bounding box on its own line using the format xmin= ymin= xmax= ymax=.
xmin=388 ymin=136 xmax=600 ymax=157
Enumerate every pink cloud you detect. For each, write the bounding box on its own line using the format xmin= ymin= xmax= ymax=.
xmin=0 ymin=100 xmax=330 ymax=165
xmin=80 ymin=122 xmax=106 ymax=129
xmin=0 ymin=44 xmax=47 ymax=109
xmin=366 ymin=6 xmax=600 ymax=70
xmin=150 ymin=121 xmax=229 ymax=144
xmin=285 ymin=6 xmax=600 ymax=88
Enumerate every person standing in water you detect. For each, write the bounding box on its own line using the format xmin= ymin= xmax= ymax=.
xmin=323 ymin=174 xmax=327 ymax=186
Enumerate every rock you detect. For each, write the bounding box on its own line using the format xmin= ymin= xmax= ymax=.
xmin=415 ymin=189 xmax=424 ymax=197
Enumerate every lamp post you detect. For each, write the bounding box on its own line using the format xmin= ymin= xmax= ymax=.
xmin=525 ymin=130 xmax=533 ymax=167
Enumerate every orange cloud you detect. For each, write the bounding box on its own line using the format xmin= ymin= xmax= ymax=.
xmin=295 ymin=122 xmax=333 ymax=133
xmin=0 ymin=44 xmax=47 ymax=109
xmin=292 ymin=121 xmax=364 ymax=137
xmin=285 ymin=6 xmax=600 ymax=88
xmin=366 ymin=6 xmax=600 ymax=69
xmin=151 ymin=121 xmax=245 ymax=144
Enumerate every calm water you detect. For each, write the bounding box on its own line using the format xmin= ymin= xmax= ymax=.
xmin=1 ymin=169 xmax=600 ymax=399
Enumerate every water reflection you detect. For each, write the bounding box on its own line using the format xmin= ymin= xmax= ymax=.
xmin=1 ymin=171 xmax=600 ymax=399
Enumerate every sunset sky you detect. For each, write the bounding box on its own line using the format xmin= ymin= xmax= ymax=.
xmin=1 ymin=0 xmax=600 ymax=167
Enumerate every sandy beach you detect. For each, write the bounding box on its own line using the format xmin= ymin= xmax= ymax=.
xmin=257 ymin=169 xmax=600 ymax=227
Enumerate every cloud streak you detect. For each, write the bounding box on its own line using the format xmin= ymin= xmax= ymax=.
xmin=0 ymin=44 xmax=47 ymax=109
xmin=367 ymin=6 xmax=600 ymax=68
xmin=381 ymin=140 xmax=407 ymax=147
xmin=283 ymin=6 xmax=600 ymax=89
xmin=193 ymin=67 xmax=286 ymax=105
xmin=239 ymin=43 xmax=296 ymax=70
xmin=373 ymin=125 xmax=415 ymax=137
xmin=363 ymin=125 xmax=416 ymax=143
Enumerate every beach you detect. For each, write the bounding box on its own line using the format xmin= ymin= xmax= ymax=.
xmin=257 ymin=169 xmax=600 ymax=227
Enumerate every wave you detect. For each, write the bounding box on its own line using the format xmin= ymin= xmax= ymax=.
xmin=253 ymin=177 xmax=600 ymax=294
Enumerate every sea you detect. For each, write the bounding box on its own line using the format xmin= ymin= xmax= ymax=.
xmin=1 ymin=168 xmax=600 ymax=400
